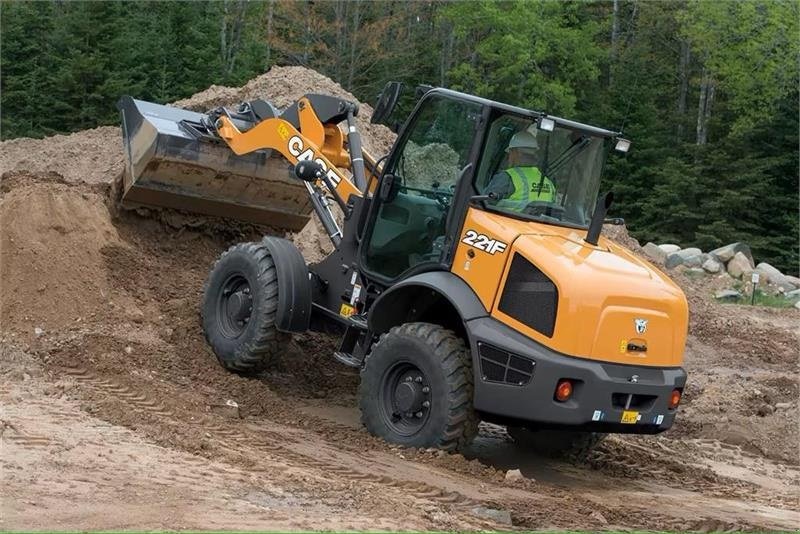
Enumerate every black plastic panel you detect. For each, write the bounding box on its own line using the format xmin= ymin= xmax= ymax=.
xmin=498 ymin=254 xmax=558 ymax=337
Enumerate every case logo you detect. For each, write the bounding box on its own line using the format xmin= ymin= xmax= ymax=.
xmin=287 ymin=135 xmax=341 ymax=186
xmin=634 ymin=318 xmax=648 ymax=334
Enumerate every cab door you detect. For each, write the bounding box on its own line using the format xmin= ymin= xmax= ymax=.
xmin=362 ymin=93 xmax=483 ymax=280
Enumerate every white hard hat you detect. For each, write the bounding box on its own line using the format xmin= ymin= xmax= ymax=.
xmin=506 ymin=130 xmax=539 ymax=153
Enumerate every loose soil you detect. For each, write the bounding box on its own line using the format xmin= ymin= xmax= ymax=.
xmin=1 ymin=66 xmax=798 ymax=531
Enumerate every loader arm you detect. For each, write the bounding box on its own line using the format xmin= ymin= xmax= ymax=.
xmin=215 ymin=114 xmax=363 ymax=204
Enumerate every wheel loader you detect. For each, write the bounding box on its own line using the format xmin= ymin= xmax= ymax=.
xmin=117 ymin=82 xmax=688 ymax=456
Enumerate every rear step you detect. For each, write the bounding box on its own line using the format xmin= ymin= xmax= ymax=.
xmin=116 ymin=96 xmax=312 ymax=231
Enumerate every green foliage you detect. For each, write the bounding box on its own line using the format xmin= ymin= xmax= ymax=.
xmin=1 ymin=0 xmax=797 ymax=273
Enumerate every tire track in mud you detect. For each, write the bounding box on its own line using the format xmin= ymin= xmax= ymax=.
xmin=56 ymin=360 xmax=798 ymax=531
xmin=58 ymin=363 xmax=501 ymax=520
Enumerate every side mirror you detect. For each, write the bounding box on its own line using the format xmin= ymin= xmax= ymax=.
xmin=378 ymin=173 xmax=400 ymax=202
xmin=371 ymin=81 xmax=402 ymax=128
xmin=294 ymin=160 xmax=324 ymax=182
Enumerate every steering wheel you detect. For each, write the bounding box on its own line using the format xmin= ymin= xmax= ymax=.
xmin=523 ymin=201 xmax=566 ymax=220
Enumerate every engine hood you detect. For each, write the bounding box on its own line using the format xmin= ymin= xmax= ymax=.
xmin=493 ymin=226 xmax=688 ymax=367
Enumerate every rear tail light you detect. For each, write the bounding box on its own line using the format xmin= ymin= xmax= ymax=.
xmin=669 ymin=389 xmax=682 ymax=409
xmin=555 ymin=379 xmax=573 ymax=402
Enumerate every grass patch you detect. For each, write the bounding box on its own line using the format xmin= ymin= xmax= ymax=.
xmin=720 ymin=284 xmax=798 ymax=308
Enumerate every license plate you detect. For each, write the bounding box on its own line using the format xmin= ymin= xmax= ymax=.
xmin=621 ymin=410 xmax=639 ymax=424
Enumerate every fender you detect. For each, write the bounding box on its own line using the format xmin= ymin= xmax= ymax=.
xmin=368 ymin=271 xmax=488 ymax=335
xmin=260 ymin=236 xmax=311 ymax=333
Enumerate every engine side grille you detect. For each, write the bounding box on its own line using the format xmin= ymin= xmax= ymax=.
xmin=498 ymin=253 xmax=558 ymax=337
xmin=478 ymin=342 xmax=535 ymax=386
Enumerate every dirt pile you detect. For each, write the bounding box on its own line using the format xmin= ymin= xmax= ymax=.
xmin=174 ymin=65 xmax=396 ymax=157
xmin=0 ymin=126 xmax=123 ymax=185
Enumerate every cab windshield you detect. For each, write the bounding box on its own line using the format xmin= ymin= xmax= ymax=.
xmin=475 ymin=114 xmax=608 ymax=228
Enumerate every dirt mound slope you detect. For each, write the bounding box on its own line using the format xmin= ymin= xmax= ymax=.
xmin=0 ymin=127 xmax=123 ymax=185
xmin=174 ymin=65 xmax=396 ymax=156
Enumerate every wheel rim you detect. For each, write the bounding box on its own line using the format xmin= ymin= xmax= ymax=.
xmin=216 ymin=273 xmax=253 ymax=339
xmin=380 ymin=361 xmax=432 ymax=437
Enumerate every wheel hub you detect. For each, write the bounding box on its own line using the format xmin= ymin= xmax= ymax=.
xmin=394 ymin=381 xmax=423 ymax=412
xmin=216 ymin=274 xmax=253 ymax=338
xmin=227 ymin=291 xmax=253 ymax=322
xmin=381 ymin=364 xmax=432 ymax=436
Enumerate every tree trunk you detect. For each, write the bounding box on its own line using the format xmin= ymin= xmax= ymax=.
xmin=676 ymin=38 xmax=690 ymax=140
xmin=347 ymin=0 xmax=361 ymax=90
xmin=610 ymin=0 xmax=619 ymax=85
xmin=439 ymin=22 xmax=454 ymax=87
xmin=220 ymin=0 xmax=247 ymax=76
xmin=302 ymin=0 xmax=312 ymax=65
xmin=696 ymin=67 xmax=715 ymax=145
xmin=264 ymin=0 xmax=274 ymax=70
xmin=334 ymin=0 xmax=346 ymax=82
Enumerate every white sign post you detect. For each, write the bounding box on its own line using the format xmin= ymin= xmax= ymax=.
xmin=751 ymin=272 xmax=760 ymax=305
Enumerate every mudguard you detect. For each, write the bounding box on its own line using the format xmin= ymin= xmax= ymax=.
xmin=368 ymin=271 xmax=488 ymax=335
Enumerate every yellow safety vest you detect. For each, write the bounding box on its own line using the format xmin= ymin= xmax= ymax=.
xmin=496 ymin=167 xmax=555 ymax=211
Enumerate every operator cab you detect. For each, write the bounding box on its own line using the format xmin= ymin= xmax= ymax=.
xmin=364 ymin=83 xmax=629 ymax=283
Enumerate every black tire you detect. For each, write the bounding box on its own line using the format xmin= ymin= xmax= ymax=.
xmin=359 ymin=323 xmax=478 ymax=450
xmin=507 ymin=426 xmax=605 ymax=460
xmin=201 ymin=241 xmax=288 ymax=374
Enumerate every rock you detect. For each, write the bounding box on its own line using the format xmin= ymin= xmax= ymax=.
xmin=785 ymin=289 xmax=800 ymax=299
xmin=678 ymin=247 xmax=702 ymax=258
xmin=795 ymin=301 xmax=800 ymax=311
xmin=785 ymin=275 xmax=800 ymax=288
xmin=756 ymin=404 xmax=774 ymax=417
xmin=775 ymin=402 xmax=793 ymax=410
xmin=589 ymin=510 xmax=609 ymax=525
xmin=470 ymin=506 xmax=512 ymax=525
xmin=666 ymin=247 xmax=703 ymax=269
xmin=504 ymin=468 xmax=524 ymax=483
xmin=727 ymin=251 xmax=755 ymax=279
xmin=665 ymin=253 xmax=684 ymax=269
xmin=210 ymin=399 xmax=241 ymax=419
xmin=124 ymin=346 xmax=133 ymax=354
xmin=714 ymin=289 xmax=741 ymax=301
xmin=33 ymin=327 xmax=44 ymax=337
xmin=658 ymin=244 xmax=681 ymax=254
xmin=709 ymin=242 xmax=753 ymax=264
xmin=642 ymin=242 xmax=667 ymax=264
xmin=702 ymin=257 xmax=724 ymax=274
xmin=755 ymin=262 xmax=795 ymax=292
xmin=686 ymin=267 xmax=705 ymax=276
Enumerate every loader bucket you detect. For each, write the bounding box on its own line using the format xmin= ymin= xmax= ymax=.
xmin=117 ymin=96 xmax=312 ymax=231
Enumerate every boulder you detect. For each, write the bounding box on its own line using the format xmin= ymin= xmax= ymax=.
xmin=727 ymin=251 xmax=755 ymax=279
xmin=715 ymin=289 xmax=742 ymax=301
xmin=785 ymin=275 xmax=800 ymax=288
xmin=658 ymin=244 xmax=681 ymax=254
xmin=795 ymin=301 xmax=800 ymax=311
xmin=709 ymin=242 xmax=753 ymax=264
xmin=702 ymin=257 xmax=724 ymax=274
xmin=755 ymin=262 xmax=795 ymax=292
xmin=785 ymin=289 xmax=800 ymax=299
xmin=642 ymin=242 xmax=667 ymax=264
xmin=665 ymin=252 xmax=684 ymax=269
xmin=669 ymin=247 xmax=703 ymax=268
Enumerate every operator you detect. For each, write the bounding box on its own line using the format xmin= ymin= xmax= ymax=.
xmin=485 ymin=130 xmax=556 ymax=211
